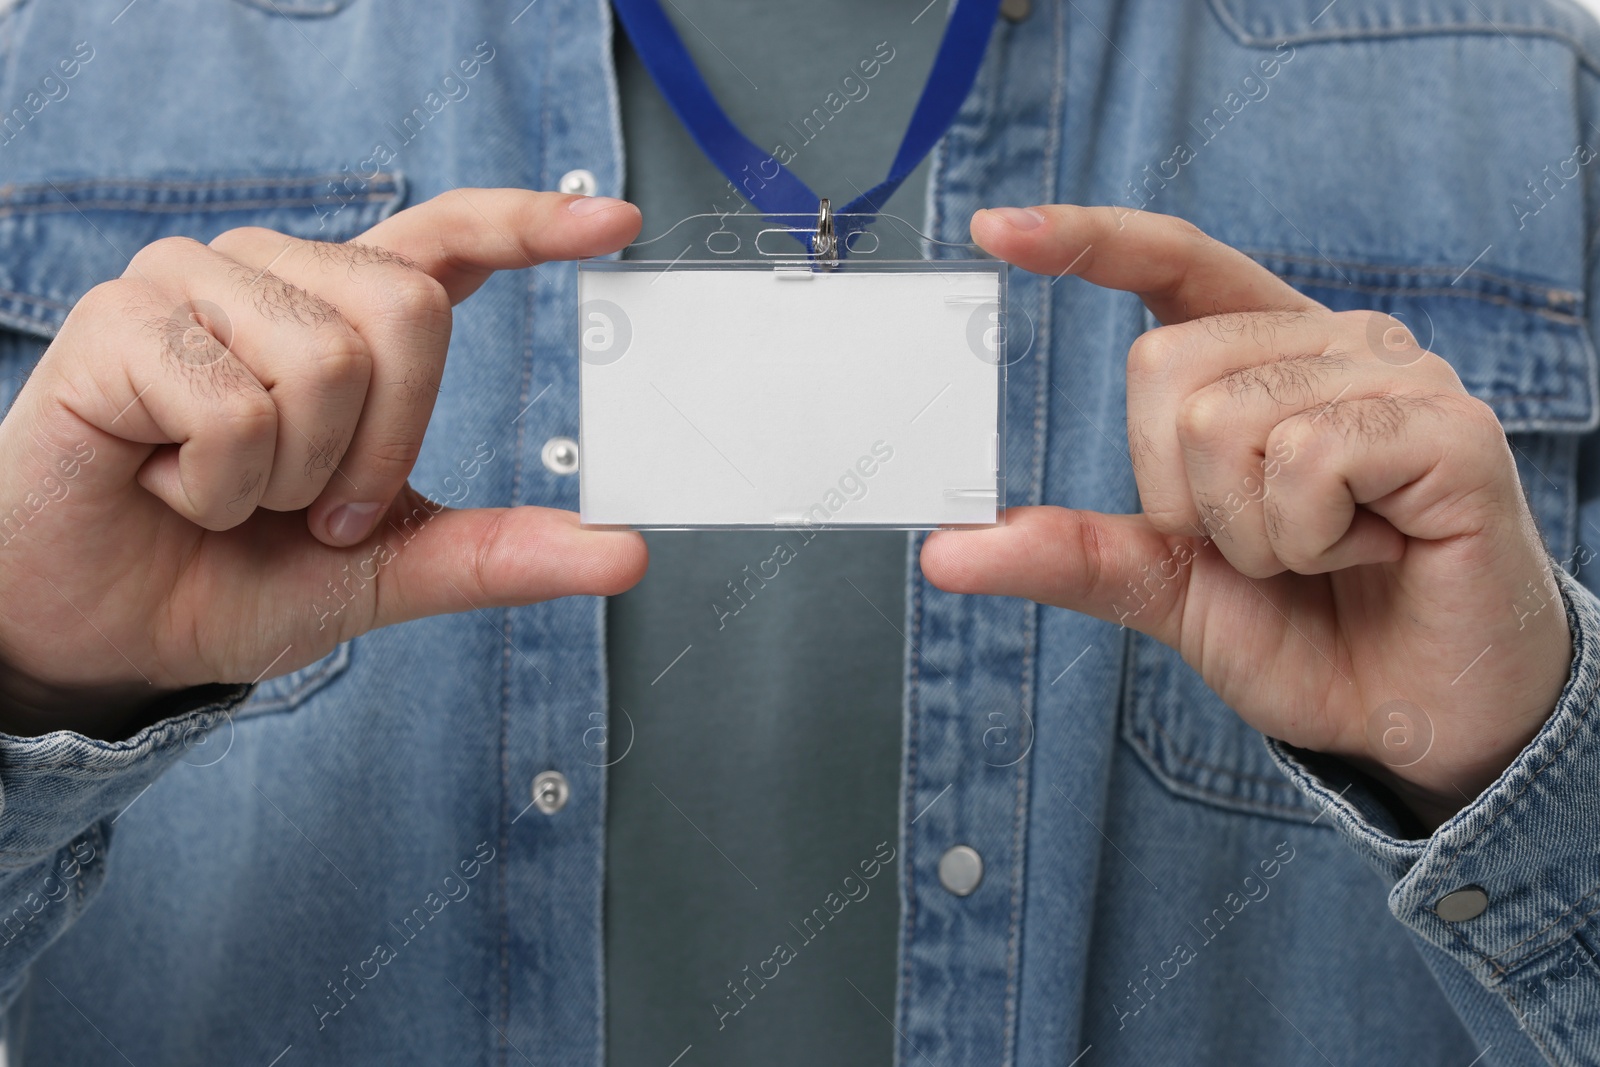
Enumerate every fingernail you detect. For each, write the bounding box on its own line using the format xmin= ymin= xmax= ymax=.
xmin=988 ymin=207 xmax=1044 ymax=230
xmin=325 ymin=501 xmax=384 ymax=546
xmin=568 ymin=196 xmax=628 ymax=217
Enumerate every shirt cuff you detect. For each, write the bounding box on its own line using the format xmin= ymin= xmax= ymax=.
xmin=1266 ymin=563 xmax=1600 ymax=987
xmin=0 ymin=682 xmax=253 ymax=867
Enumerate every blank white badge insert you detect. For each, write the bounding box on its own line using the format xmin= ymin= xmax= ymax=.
xmin=578 ymin=264 xmax=1002 ymax=528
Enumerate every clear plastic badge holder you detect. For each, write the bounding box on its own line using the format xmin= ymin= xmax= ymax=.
xmin=577 ymin=208 xmax=1006 ymax=530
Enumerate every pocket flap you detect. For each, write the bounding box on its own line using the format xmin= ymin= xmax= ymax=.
xmin=1210 ymin=0 xmax=1600 ymax=71
xmin=1248 ymin=249 xmax=1598 ymax=433
xmin=0 ymin=171 xmax=405 ymax=338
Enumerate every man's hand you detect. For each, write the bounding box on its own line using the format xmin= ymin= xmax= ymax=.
xmin=0 ymin=189 xmax=648 ymax=736
xmin=923 ymin=205 xmax=1573 ymax=829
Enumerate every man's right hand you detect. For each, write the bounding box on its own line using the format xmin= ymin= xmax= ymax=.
xmin=0 ymin=188 xmax=648 ymax=736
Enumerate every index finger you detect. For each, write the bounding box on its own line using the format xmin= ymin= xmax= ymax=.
xmin=356 ymin=187 xmax=643 ymax=304
xmin=970 ymin=205 xmax=1321 ymax=325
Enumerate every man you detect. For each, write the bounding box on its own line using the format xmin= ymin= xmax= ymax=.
xmin=0 ymin=1 xmax=1597 ymax=1065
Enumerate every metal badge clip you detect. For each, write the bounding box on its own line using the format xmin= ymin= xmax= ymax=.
xmin=813 ymin=197 xmax=838 ymax=269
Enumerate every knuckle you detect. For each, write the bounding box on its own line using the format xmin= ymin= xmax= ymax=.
xmin=304 ymin=325 xmax=372 ymax=385
xmin=1175 ymin=388 xmax=1230 ymax=447
xmin=1345 ymin=309 xmax=1419 ymax=362
xmin=1126 ymin=325 xmax=1188 ymax=382
xmin=127 ymin=235 xmax=204 ymax=275
xmin=215 ymin=386 xmax=279 ymax=445
xmin=1342 ymin=309 xmax=1402 ymax=333
xmin=1458 ymin=392 xmax=1501 ymax=427
xmin=1456 ymin=394 xmax=1508 ymax=447
xmin=367 ymin=267 xmax=451 ymax=328
xmin=72 ymin=278 xmax=146 ymax=325
xmin=209 ymin=226 xmax=279 ymax=255
xmin=1157 ymin=212 xmax=1210 ymax=245
xmin=1268 ymin=416 xmax=1323 ymax=476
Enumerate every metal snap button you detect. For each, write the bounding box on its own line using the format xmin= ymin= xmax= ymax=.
xmin=938 ymin=844 xmax=984 ymax=896
xmin=541 ymin=436 xmax=579 ymax=475
xmin=531 ymin=771 xmax=570 ymax=815
xmin=1435 ymin=886 xmax=1489 ymax=922
xmin=558 ymin=169 xmax=599 ymax=197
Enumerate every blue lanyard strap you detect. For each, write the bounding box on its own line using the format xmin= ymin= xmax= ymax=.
xmin=610 ymin=0 xmax=1003 ymax=251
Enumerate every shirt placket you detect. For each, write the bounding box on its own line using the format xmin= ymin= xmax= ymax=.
xmin=898 ymin=9 xmax=1061 ymax=1064
xmin=500 ymin=1 xmax=624 ymax=1063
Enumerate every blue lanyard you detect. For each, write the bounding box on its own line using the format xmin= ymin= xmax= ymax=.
xmin=610 ymin=0 xmax=1004 ymax=253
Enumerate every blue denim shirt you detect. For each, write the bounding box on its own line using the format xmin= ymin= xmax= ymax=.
xmin=4 ymin=1 xmax=1600 ymax=1064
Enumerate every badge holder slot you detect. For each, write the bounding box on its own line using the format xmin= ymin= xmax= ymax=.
xmin=577 ymin=210 xmax=1007 ymax=531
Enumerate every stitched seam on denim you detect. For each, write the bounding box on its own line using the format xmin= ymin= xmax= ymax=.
xmin=898 ymin=85 xmax=953 ymax=1059
xmin=1123 ymin=714 xmax=1322 ymax=819
xmin=1261 ymin=27 xmax=1600 ymax=82
xmin=1142 ymin=706 xmax=1318 ymax=794
xmin=1004 ymin=614 xmax=1033 ymax=1067
xmin=0 ymin=195 xmax=397 ymax=218
xmin=233 ymin=0 xmax=348 ymax=14
xmin=495 ymin=184 xmax=542 ymax=1067
xmin=2 ymin=175 xmax=400 ymax=194
xmin=1205 ymin=0 xmax=1600 ymax=78
xmin=1002 ymin=11 xmax=1063 ymax=1059
xmin=0 ymin=824 xmax=105 ymax=864
xmin=1272 ymin=282 xmax=1586 ymax=325
xmin=1495 ymin=882 xmax=1600 ymax=969
xmin=1242 ymin=249 xmax=1584 ymax=304
xmin=73 ymin=826 xmax=93 ymax=913
xmin=900 ymin=537 xmax=925 ymax=1061
xmin=0 ymin=188 xmax=399 ymax=217
xmin=0 ymin=309 xmax=59 ymax=338
xmin=0 ymin=288 xmax=69 ymax=313
xmin=1503 ymin=418 xmax=1600 ymax=432
xmin=246 ymin=644 xmax=348 ymax=714
xmin=1125 ymin=638 xmax=1321 ymax=815
xmin=1498 ymin=980 xmax=1564 ymax=1063
xmin=1267 ymin=739 xmax=1424 ymax=865
xmin=536 ymin=31 xmax=561 ymax=1060
xmin=1421 ymin=565 xmax=1595 ymax=901
xmin=1443 ymin=918 xmax=1506 ymax=985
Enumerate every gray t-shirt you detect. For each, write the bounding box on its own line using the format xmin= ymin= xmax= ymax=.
xmin=605 ymin=4 xmax=948 ymax=1063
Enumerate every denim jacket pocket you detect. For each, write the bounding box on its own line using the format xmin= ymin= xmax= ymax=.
xmin=0 ymin=170 xmax=402 ymax=712
xmin=1122 ymin=254 xmax=1596 ymax=820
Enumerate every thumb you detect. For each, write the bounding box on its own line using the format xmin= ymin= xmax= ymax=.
xmin=921 ymin=506 xmax=1191 ymax=644
xmin=365 ymin=487 xmax=647 ymax=630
